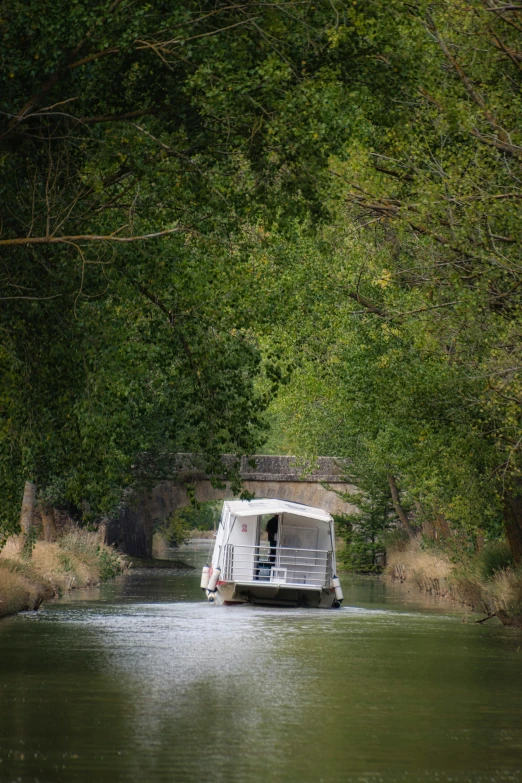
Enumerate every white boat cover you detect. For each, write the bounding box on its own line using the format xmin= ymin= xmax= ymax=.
xmin=223 ymin=498 xmax=332 ymax=522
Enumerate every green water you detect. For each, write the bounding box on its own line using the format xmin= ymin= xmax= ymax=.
xmin=1 ymin=547 xmax=522 ymax=783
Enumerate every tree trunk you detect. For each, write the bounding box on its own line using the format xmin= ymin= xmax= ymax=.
xmin=503 ymin=491 xmax=522 ymax=564
xmin=19 ymin=481 xmax=37 ymax=535
xmin=387 ymin=475 xmax=416 ymax=538
xmin=40 ymin=503 xmax=57 ymax=542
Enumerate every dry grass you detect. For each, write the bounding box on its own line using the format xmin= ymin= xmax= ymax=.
xmin=386 ymin=538 xmax=453 ymax=596
xmin=0 ymin=527 xmax=127 ymax=619
xmin=1 ymin=535 xmax=23 ymax=559
xmin=0 ymin=568 xmax=44 ymax=615
xmin=487 ymin=567 xmax=522 ymax=625
xmin=386 ymin=537 xmax=522 ymax=626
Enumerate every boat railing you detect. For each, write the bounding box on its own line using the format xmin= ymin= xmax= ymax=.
xmin=222 ymin=543 xmax=332 ymax=588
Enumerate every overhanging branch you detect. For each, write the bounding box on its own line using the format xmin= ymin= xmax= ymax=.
xmin=0 ymin=228 xmax=188 ymax=247
xmin=347 ymin=291 xmax=387 ymax=317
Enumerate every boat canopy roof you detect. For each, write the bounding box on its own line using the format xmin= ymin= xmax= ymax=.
xmin=223 ymin=498 xmax=332 ymax=522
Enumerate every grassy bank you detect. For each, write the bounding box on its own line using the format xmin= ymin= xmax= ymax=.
xmin=386 ymin=538 xmax=522 ymax=628
xmin=0 ymin=529 xmax=127 ymax=619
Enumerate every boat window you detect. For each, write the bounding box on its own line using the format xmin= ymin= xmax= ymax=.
xmin=280 ymin=524 xmax=318 ymax=551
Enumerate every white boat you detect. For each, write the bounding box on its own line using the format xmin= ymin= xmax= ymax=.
xmin=200 ymin=498 xmax=344 ymax=608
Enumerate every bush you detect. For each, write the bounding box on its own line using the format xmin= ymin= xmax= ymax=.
xmin=178 ymin=501 xmax=221 ymax=532
xmin=98 ymin=547 xmax=124 ymax=580
xmin=339 ymin=534 xmax=386 ymax=573
xmin=155 ymin=510 xmax=191 ymax=548
xmin=479 ymin=540 xmax=515 ymax=580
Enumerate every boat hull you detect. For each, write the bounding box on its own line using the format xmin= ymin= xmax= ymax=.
xmin=213 ymin=581 xmax=337 ymax=608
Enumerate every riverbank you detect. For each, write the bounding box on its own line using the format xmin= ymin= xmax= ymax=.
xmin=0 ymin=529 xmax=127 ymax=619
xmin=386 ymin=538 xmax=522 ymax=627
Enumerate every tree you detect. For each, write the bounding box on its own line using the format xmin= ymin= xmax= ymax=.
xmin=326 ymin=0 xmax=522 ymax=557
xmin=1 ymin=0 xmax=409 ymax=532
xmin=0 ymin=1 xmax=333 ymax=531
xmin=335 ymin=469 xmax=397 ymax=573
xmin=253 ymin=1 xmax=522 ymax=557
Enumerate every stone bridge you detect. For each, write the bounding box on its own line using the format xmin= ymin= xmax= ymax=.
xmin=106 ymin=455 xmax=357 ymax=558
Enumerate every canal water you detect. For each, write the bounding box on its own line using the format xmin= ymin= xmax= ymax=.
xmin=1 ymin=545 xmax=522 ymax=783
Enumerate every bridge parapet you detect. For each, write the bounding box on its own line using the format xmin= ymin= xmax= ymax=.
xmin=174 ymin=453 xmax=350 ymax=483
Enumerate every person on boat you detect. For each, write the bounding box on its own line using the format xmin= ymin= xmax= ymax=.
xmin=266 ymin=515 xmax=279 ymax=564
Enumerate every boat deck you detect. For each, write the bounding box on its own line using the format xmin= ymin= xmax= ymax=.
xmin=231 ymin=580 xmax=322 ymax=592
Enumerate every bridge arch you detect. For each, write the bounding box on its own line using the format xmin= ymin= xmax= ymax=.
xmin=106 ymin=455 xmax=357 ymax=558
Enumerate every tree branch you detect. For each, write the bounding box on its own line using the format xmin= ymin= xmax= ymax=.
xmin=123 ymin=275 xmax=198 ymax=374
xmin=390 ymin=301 xmax=459 ymax=318
xmin=67 ymin=47 xmax=120 ymax=70
xmin=347 ymin=291 xmax=387 ymax=317
xmin=427 ymin=14 xmax=513 ymax=147
xmin=0 ymin=228 xmax=188 ymax=246
xmin=469 ymin=129 xmax=522 ymax=161
xmin=0 ymin=294 xmax=62 ymax=301
xmin=484 ymin=5 xmax=522 ymax=10
xmin=475 ymin=613 xmax=497 ymax=623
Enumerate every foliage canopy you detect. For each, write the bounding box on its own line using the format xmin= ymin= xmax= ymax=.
xmin=2 ymin=0 xmax=522 ymax=563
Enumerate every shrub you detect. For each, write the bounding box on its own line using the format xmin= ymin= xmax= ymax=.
xmin=479 ymin=540 xmax=515 ymax=580
xmin=155 ymin=511 xmax=191 ymax=548
xmin=98 ymin=547 xmax=124 ymax=580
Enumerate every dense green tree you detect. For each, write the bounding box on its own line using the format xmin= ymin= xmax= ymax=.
xmin=1 ymin=0 xmax=411 ymax=532
xmin=335 ymin=467 xmax=396 ymax=573
xmin=257 ymin=1 xmax=522 ymax=559
xmin=0 ymin=0 xmax=342 ymax=530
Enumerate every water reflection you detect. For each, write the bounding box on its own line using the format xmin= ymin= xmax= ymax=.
xmin=0 ymin=558 xmax=521 ymax=783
